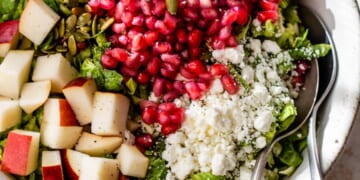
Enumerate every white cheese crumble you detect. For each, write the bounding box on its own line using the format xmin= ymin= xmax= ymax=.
xmin=162 ymin=39 xmax=295 ymax=179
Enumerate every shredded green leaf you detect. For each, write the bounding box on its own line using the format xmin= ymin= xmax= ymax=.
xmin=191 ymin=172 xmax=226 ymax=180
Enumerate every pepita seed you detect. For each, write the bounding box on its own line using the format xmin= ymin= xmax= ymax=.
xmin=53 ymin=28 xmax=59 ymax=40
xmin=56 ymin=45 xmax=68 ymax=52
xmin=166 ymin=0 xmax=178 ymax=15
xmin=68 ymin=35 xmax=77 ymax=55
xmin=60 ymin=4 xmax=72 ymax=16
xmin=66 ymin=15 xmax=77 ymax=32
xmin=74 ymin=31 xmax=87 ymax=42
xmin=79 ymin=26 xmax=91 ymax=33
xmin=100 ymin=17 xmax=115 ymax=32
xmin=59 ymin=18 xmax=65 ymax=37
xmin=78 ymin=13 xmax=92 ymax=26
xmin=84 ymin=4 xmax=92 ymax=12
xmin=91 ymin=15 xmax=98 ymax=36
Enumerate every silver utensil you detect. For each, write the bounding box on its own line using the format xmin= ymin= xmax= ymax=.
xmin=251 ymin=5 xmax=339 ymax=180
xmin=305 ymin=7 xmax=338 ymax=180
xmin=251 ymin=58 xmax=319 ymax=180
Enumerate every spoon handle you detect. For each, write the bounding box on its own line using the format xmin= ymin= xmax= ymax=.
xmin=307 ymin=105 xmax=323 ymax=180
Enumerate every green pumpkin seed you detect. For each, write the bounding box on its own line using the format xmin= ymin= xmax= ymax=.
xmin=78 ymin=12 xmax=92 ymax=26
xmin=84 ymin=4 xmax=92 ymax=12
xmin=74 ymin=31 xmax=90 ymax=42
xmin=79 ymin=26 xmax=91 ymax=33
xmin=100 ymin=17 xmax=114 ymax=32
xmin=53 ymin=28 xmax=59 ymax=40
xmin=68 ymin=35 xmax=77 ymax=55
xmin=66 ymin=15 xmax=77 ymax=33
xmin=56 ymin=45 xmax=68 ymax=52
xmin=166 ymin=0 xmax=178 ymax=15
xmin=59 ymin=19 xmax=65 ymax=37
xmin=60 ymin=4 xmax=72 ymax=16
xmin=91 ymin=15 xmax=98 ymax=36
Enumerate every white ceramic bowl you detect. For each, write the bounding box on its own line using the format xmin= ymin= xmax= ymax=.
xmin=292 ymin=0 xmax=360 ymax=179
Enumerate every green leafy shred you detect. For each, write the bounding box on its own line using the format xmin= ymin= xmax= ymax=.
xmin=43 ymin=0 xmax=60 ymax=13
xmin=0 ymin=0 xmax=27 ymax=22
xmin=288 ymin=43 xmax=331 ymax=60
xmin=277 ymin=103 xmax=297 ymax=133
xmin=191 ymin=172 xmax=226 ymax=180
xmin=227 ymin=63 xmax=250 ymax=90
xmin=103 ymin=69 xmax=124 ymax=92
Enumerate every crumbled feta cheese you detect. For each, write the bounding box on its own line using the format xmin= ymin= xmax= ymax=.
xmin=249 ymin=39 xmax=262 ymax=55
xmin=254 ymin=110 xmax=274 ymax=132
xmin=211 ymin=154 xmax=236 ymax=175
xmin=262 ymin=40 xmax=281 ymax=54
xmin=255 ymin=136 xmax=267 ymax=149
xmin=209 ymin=78 xmax=224 ymax=94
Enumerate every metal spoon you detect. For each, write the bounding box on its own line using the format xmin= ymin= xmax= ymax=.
xmin=251 ymin=6 xmax=334 ymax=180
xmin=304 ymin=7 xmax=338 ymax=180
xmin=251 ymin=57 xmax=319 ymax=180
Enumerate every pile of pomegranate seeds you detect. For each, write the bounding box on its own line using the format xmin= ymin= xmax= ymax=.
xmin=87 ymin=0 xmax=281 ymax=136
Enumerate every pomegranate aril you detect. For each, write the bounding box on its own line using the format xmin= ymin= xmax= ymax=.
xmin=138 ymin=50 xmax=151 ymax=64
xmin=187 ymin=59 xmax=206 ymax=75
xmin=210 ymin=63 xmax=229 ymax=76
xmin=76 ymin=42 xmax=87 ymax=51
xmin=160 ymin=68 xmax=177 ymax=79
xmin=135 ymin=134 xmax=154 ymax=149
xmin=131 ymin=34 xmax=147 ymax=52
xmin=136 ymin=144 xmax=145 ymax=153
xmin=189 ymin=48 xmax=201 ymax=59
xmin=211 ymin=37 xmax=226 ymax=49
xmin=141 ymin=106 xmax=157 ymax=124
xmin=145 ymin=16 xmax=157 ymax=30
xmin=153 ymin=77 xmax=166 ymax=96
xmin=236 ymin=6 xmax=249 ymax=26
xmin=170 ymin=108 xmax=185 ymax=125
xmin=175 ymin=42 xmax=185 ymax=52
xmin=119 ymin=66 xmax=138 ymax=77
xmin=200 ymin=8 xmax=218 ymax=19
xmin=296 ymin=60 xmax=311 ymax=75
xmin=153 ymin=42 xmax=172 ymax=54
xmin=183 ymin=9 xmax=199 ymax=21
xmin=218 ymin=26 xmax=232 ymax=40
xmin=221 ymin=74 xmax=239 ymax=94
xmin=114 ymin=2 xmax=124 ymax=21
xmin=291 ymin=75 xmax=304 ymax=87
xmin=155 ymin=20 xmax=171 ymax=35
xmin=227 ymin=0 xmax=242 ymax=7
xmin=152 ymin=0 xmax=166 ymax=16
xmin=140 ymin=100 xmax=158 ymax=110
xmin=163 ymin=12 xmax=178 ymax=30
xmin=132 ymin=15 xmax=145 ymax=26
xmin=140 ymin=0 xmax=152 ymax=16
xmin=227 ymin=35 xmax=238 ymax=47
xmin=161 ymin=123 xmax=180 ymax=135
xmin=157 ymin=111 xmax=172 ymax=126
xmin=112 ymin=23 xmax=126 ymax=34
xmin=161 ymin=54 xmax=182 ymax=67
xmin=174 ymin=81 xmax=186 ymax=94
xmin=165 ymin=80 xmax=174 ymax=91
xmin=111 ymin=48 xmax=128 ymax=62
xmin=99 ymin=0 xmax=115 ymax=10
xmin=121 ymin=12 xmax=133 ymax=26
xmin=101 ymin=54 xmax=118 ymax=69
xmin=198 ymin=73 xmax=213 ymax=81
xmin=88 ymin=0 xmax=100 ymax=13
xmin=197 ymin=80 xmax=211 ymax=91
xmin=158 ymin=102 xmax=177 ymax=112
xmin=180 ymin=66 xmax=197 ymax=79
xmin=125 ymin=1 xmax=139 ymax=13
xmin=124 ymin=53 xmax=141 ymax=69
xmin=188 ymin=29 xmax=203 ymax=48
xmin=207 ymin=19 xmax=222 ymax=35
xmin=118 ymin=35 xmax=129 ymax=46
xmin=257 ymin=10 xmax=279 ymax=23
xmin=109 ymin=34 xmax=121 ymax=46
xmin=176 ymin=29 xmax=188 ymax=43
xmin=185 ymin=81 xmax=202 ymax=100
xmin=137 ymin=72 xmax=151 ymax=85
xmin=187 ymin=0 xmax=200 ymax=7
xmin=147 ymin=57 xmax=161 ymax=75
xmin=221 ymin=9 xmax=238 ymax=26
xmin=144 ymin=31 xmax=159 ymax=46
xmin=199 ymin=0 xmax=212 ymax=8
xmin=260 ymin=0 xmax=278 ymax=10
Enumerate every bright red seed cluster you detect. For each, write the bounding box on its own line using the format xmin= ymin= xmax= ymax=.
xmin=87 ymin=0 xmax=280 ymax=136
xmin=256 ymin=0 xmax=281 ymax=23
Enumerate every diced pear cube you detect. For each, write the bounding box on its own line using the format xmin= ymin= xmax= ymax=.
xmin=19 ymin=0 xmax=60 ymax=45
xmin=19 ymin=80 xmax=51 ymax=114
xmin=91 ymin=92 xmax=130 ymax=136
xmin=117 ymin=144 xmax=149 ymax=178
xmin=79 ymin=156 xmax=119 ymax=180
xmin=75 ymin=132 xmax=122 ymax=156
xmin=0 ymin=20 xmax=20 ymax=57
xmin=42 ymin=151 xmax=64 ymax=180
xmin=32 ymin=53 xmax=78 ymax=93
xmin=0 ymin=98 xmax=22 ymax=132
xmin=0 ymin=50 xmax=34 ymax=99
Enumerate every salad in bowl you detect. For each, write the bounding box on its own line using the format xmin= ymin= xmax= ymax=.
xmin=0 ymin=0 xmax=331 ymax=179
